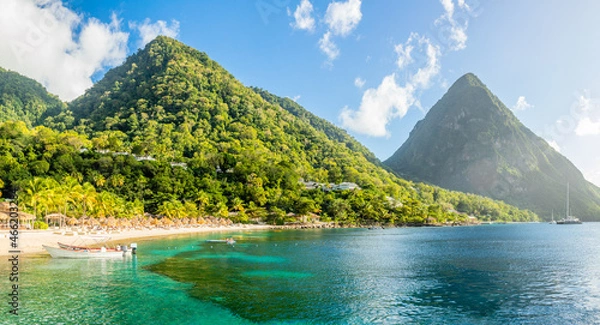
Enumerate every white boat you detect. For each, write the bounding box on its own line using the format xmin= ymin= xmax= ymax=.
xmin=549 ymin=210 xmax=557 ymax=224
xmin=44 ymin=235 xmax=137 ymax=258
xmin=43 ymin=244 xmax=134 ymax=259
xmin=205 ymin=238 xmax=236 ymax=245
xmin=556 ymin=183 xmax=582 ymax=225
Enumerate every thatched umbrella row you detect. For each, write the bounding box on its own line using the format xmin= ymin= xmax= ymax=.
xmin=54 ymin=215 xmax=234 ymax=230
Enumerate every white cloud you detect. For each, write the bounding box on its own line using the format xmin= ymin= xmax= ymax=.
xmin=545 ymin=139 xmax=561 ymax=152
xmin=457 ymin=0 xmax=470 ymax=10
xmin=324 ymin=0 xmax=362 ymax=37
xmin=394 ymin=41 xmax=414 ymax=69
xmin=575 ymin=117 xmax=600 ymax=136
xmin=354 ymin=77 xmax=365 ymax=88
xmin=292 ymin=95 xmax=301 ymax=101
xmin=0 ymin=0 xmax=129 ymax=101
xmin=340 ymin=74 xmax=414 ymax=137
xmin=440 ymin=0 xmax=455 ymax=17
xmin=340 ymin=1 xmax=473 ymax=136
xmin=410 ymin=38 xmax=441 ymax=88
xmin=341 ymin=33 xmax=441 ymax=137
xmin=584 ymin=165 xmax=600 ymax=187
xmin=513 ymin=96 xmax=534 ymax=111
xmin=130 ymin=18 xmax=180 ymax=48
xmin=570 ymin=92 xmax=600 ymax=136
xmin=290 ymin=0 xmax=315 ymax=32
xmin=318 ymin=31 xmax=339 ymax=61
xmin=436 ymin=0 xmax=469 ymax=51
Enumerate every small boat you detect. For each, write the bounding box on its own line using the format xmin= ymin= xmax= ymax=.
xmin=205 ymin=238 xmax=236 ymax=245
xmin=549 ymin=210 xmax=557 ymax=224
xmin=43 ymin=244 xmax=136 ymax=259
xmin=556 ymin=183 xmax=582 ymax=225
xmin=44 ymin=235 xmax=137 ymax=258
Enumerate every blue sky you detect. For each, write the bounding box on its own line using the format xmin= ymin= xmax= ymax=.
xmin=1 ymin=0 xmax=600 ymax=186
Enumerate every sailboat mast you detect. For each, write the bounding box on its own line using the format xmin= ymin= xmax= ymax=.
xmin=566 ymin=182 xmax=570 ymax=217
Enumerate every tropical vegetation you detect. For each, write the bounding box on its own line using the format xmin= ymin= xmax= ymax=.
xmin=0 ymin=37 xmax=539 ymax=225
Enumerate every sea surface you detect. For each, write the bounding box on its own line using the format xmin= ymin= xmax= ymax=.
xmin=3 ymin=223 xmax=600 ymax=324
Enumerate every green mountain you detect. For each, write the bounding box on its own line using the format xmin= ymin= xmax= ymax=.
xmin=0 ymin=37 xmax=538 ymax=224
xmin=251 ymin=88 xmax=381 ymax=166
xmin=0 ymin=67 xmax=67 ymax=127
xmin=385 ymin=73 xmax=600 ymax=220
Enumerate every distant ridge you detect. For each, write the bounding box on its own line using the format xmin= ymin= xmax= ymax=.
xmin=385 ymin=73 xmax=600 ymax=220
xmin=0 ymin=67 xmax=66 ymax=127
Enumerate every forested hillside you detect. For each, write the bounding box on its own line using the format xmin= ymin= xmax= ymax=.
xmin=0 ymin=67 xmax=68 ymax=128
xmin=0 ymin=37 xmax=538 ymax=225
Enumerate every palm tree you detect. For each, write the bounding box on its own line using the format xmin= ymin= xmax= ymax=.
xmin=195 ymin=190 xmax=210 ymax=214
xmin=20 ymin=177 xmax=50 ymax=218
xmin=80 ymin=182 xmax=97 ymax=218
xmin=231 ymin=197 xmax=245 ymax=212
xmin=59 ymin=176 xmax=82 ymax=218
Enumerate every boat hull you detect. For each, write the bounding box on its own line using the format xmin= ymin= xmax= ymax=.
xmin=43 ymin=245 xmax=131 ymax=259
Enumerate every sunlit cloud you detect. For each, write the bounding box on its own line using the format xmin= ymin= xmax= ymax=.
xmin=324 ymin=0 xmax=362 ymax=37
xmin=545 ymin=139 xmax=561 ymax=152
xmin=513 ymin=96 xmax=534 ymax=111
xmin=289 ymin=0 xmax=315 ymax=32
xmin=319 ymin=31 xmax=340 ymax=62
xmin=354 ymin=77 xmax=365 ymax=88
xmin=340 ymin=0 xmax=472 ymax=137
xmin=0 ymin=0 xmax=179 ymax=101
xmin=0 ymin=0 xmax=128 ymax=101
xmin=130 ymin=18 xmax=180 ymax=49
xmin=341 ymin=33 xmax=440 ymax=136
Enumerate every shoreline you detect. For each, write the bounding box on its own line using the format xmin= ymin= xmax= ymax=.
xmin=0 ymin=225 xmax=273 ymax=257
xmin=0 ymin=221 xmax=500 ymax=258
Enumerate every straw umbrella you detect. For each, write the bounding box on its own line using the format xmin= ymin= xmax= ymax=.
xmin=45 ymin=213 xmax=67 ymax=228
xmin=189 ymin=218 xmax=198 ymax=227
xmin=98 ymin=216 xmax=107 ymax=226
xmin=162 ymin=218 xmax=174 ymax=228
xmin=106 ymin=216 xmax=117 ymax=229
xmin=173 ymin=219 xmax=183 ymax=228
xmin=0 ymin=212 xmax=9 ymax=228
xmin=150 ymin=217 xmax=161 ymax=228
xmin=0 ymin=201 xmax=11 ymax=212
xmin=18 ymin=212 xmax=35 ymax=229
xmin=67 ymin=217 xmax=79 ymax=226
xmin=118 ymin=218 xmax=132 ymax=230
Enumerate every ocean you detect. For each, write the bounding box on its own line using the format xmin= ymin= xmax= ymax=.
xmin=3 ymin=224 xmax=600 ymax=324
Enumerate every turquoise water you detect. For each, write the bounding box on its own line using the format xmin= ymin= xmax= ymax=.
xmin=3 ymin=224 xmax=600 ymax=324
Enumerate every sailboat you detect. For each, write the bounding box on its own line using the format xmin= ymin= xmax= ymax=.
xmin=556 ymin=183 xmax=582 ymax=225
xmin=549 ymin=209 xmax=556 ymax=224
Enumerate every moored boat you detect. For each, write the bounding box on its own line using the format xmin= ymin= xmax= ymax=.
xmin=43 ymin=244 xmax=136 ymax=259
xmin=205 ymin=238 xmax=236 ymax=245
xmin=556 ymin=183 xmax=582 ymax=225
xmin=44 ymin=235 xmax=137 ymax=258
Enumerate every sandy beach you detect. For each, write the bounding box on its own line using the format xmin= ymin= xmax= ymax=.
xmin=0 ymin=225 xmax=272 ymax=257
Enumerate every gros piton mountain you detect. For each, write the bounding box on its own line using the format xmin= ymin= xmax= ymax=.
xmin=385 ymin=73 xmax=600 ymax=221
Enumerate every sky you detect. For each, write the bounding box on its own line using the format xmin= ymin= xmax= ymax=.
xmin=1 ymin=0 xmax=600 ymax=186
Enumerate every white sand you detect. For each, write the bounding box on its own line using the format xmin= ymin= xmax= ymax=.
xmin=0 ymin=225 xmax=272 ymax=257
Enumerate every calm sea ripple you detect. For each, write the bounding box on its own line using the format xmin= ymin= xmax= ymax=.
xmin=3 ymin=224 xmax=600 ymax=324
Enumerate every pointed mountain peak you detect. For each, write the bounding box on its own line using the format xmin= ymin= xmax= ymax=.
xmin=453 ymin=72 xmax=483 ymax=87
xmin=385 ymin=74 xmax=600 ymax=220
xmin=445 ymin=73 xmax=490 ymax=99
